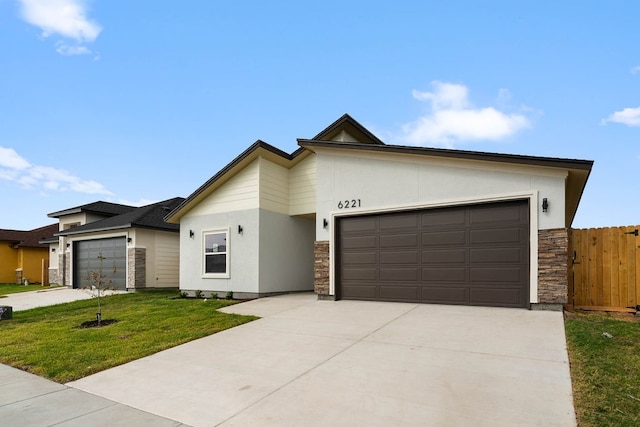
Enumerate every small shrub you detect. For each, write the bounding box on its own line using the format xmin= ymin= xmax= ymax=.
xmin=225 ymin=291 xmax=233 ymax=300
xmin=179 ymin=291 xmax=188 ymax=299
xmin=209 ymin=292 xmax=218 ymax=300
xmin=195 ymin=290 xmax=204 ymax=299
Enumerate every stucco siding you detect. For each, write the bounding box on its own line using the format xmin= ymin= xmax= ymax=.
xmin=179 ymin=209 xmax=260 ymax=294
xmin=0 ymin=244 xmax=18 ymax=283
xmin=259 ymin=158 xmax=289 ymax=215
xmin=315 ymin=150 xmax=567 ymax=240
xmin=289 ymin=155 xmax=317 ymax=216
xmin=258 ymin=209 xmax=315 ymax=293
xmin=188 ymin=159 xmax=260 ymax=217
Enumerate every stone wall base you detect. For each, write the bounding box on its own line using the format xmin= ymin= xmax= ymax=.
xmin=314 ymin=241 xmax=330 ymax=296
xmin=538 ymin=228 xmax=569 ymax=304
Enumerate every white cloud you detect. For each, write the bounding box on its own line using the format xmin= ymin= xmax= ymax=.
xmin=19 ymin=0 xmax=102 ymax=56
xmin=398 ymin=81 xmax=530 ymax=147
xmin=0 ymin=146 xmax=112 ymax=195
xmin=0 ymin=147 xmax=31 ymax=169
xmin=631 ymin=66 xmax=640 ymax=75
xmin=602 ymin=107 xmax=640 ymax=127
xmin=117 ymin=198 xmax=159 ymax=207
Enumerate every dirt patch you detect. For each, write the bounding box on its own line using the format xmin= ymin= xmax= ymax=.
xmin=78 ymin=319 xmax=119 ymax=328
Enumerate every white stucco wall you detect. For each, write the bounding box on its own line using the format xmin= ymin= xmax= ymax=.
xmin=314 ymin=149 xmax=567 ymax=241
xmin=258 ymin=209 xmax=315 ymax=293
xmin=179 ymin=209 xmax=260 ymax=294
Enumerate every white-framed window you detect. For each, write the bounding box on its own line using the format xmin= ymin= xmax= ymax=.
xmin=203 ymin=229 xmax=229 ymax=277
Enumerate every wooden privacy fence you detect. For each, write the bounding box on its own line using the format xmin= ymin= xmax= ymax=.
xmin=570 ymin=225 xmax=640 ymax=311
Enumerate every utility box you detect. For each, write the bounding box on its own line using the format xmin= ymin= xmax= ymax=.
xmin=0 ymin=306 xmax=13 ymax=320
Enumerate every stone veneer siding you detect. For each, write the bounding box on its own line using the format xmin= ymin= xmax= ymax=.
xmin=128 ymin=247 xmax=146 ymax=289
xmin=537 ymin=228 xmax=569 ymax=304
xmin=314 ymin=241 xmax=330 ymax=295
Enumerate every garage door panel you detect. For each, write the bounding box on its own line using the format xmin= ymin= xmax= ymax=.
xmin=379 ymin=285 xmax=420 ymax=301
xmin=342 ymin=235 xmax=378 ymax=249
xmin=342 ymin=268 xmax=377 ymax=281
xmin=421 ymin=286 xmax=468 ymax=304
xmin=421 ymin=210 xmax=466 ymax=227
xmin=470 ymin=267 xmax=524 ymax=283
xmin=422 ymin=230 xmax=466 ymax=246
xmin=342 ymin=252 xmax=377 ymax=265
xmin=380 ymin=251 xmax=419 ymax=264
xmin=421 ymin=268 xmax=467 ymax=282
xmin=469 ymin=203 xmax=526 ymax=224
xmin=341 ymin=217 xmax=377 ymax=233
xmin=380 ymin=234 xmax=418 ymax=248
xmin=470 ymin=288 xmax=522 ymax=307
xmin=471 ymin=228 xmax=525 ymax=244
xmin=380 ymin=268 xmax=418 ymax=281
xmin=338 ymin=200 xmax=529 ymax=308
xmin=471 ymin=247 xmax=527 ymax=263
xmin=422 ymin=249 xmax=467 ymax=264
xmin=380 ymin=214 xmax=418 ymax=230
xmin=340 ymin=285 xmax=377 ymax=299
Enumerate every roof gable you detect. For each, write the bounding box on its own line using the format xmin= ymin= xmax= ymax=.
xmin=312 ymin=113 xmax=385 ymax=145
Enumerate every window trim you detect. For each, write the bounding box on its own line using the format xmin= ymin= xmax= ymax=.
xmin=202 ymin=228 xmax=230 ymax=278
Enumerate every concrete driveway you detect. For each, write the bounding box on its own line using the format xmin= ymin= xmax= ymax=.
xmin=2 ymin=287 xmax=122 ymax=311
xmin=68 ymin=293 xmax=576 ymax=426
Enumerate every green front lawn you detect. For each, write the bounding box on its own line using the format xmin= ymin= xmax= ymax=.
xmin=0 ymin=283 xmax=55 ymax=296
xmin=565 ymin=311 xmax=640 ymax=427
xmin=0 ymin=291 xmax=257 ymax=383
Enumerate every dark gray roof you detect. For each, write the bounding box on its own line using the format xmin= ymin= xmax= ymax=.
xmin=48 ymin=201 xmax=135 ymax=218
xmin=56 ymin=198 xmax=184 ymax=236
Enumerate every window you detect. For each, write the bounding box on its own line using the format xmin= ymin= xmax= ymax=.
xmin=204 ymin=230 xmax=228 ymax=276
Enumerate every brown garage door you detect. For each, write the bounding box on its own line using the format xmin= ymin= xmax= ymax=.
xmin=337 ymin=200 xmax=530 ymax=308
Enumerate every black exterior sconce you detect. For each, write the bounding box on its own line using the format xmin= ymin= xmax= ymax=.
xmin=238 ymin=225 xmax=243 ymax=234
xmin=542 ymin=198 xmax=549 ymax=213
xmin=189 ymin=230 xmax=194 ymax=238
xmin=323 ymin=218 xmax=329 ymax=229
xmin=51 ymin=248 xmax=56 ymax=252
xmin=127 ymin=237 xmax=132 ymax=243
xmin=66 ymin=243 xmax=70 ymax=248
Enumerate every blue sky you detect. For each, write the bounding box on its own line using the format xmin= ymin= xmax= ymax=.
xmin=0 ymin=0 xmax=638 ymax=230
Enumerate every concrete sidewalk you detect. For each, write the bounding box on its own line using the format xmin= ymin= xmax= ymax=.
xmin=0 ymin=364 xmax=188 ymax=426
xmin=2 ymin=287 xmax=123 ymax=312
xmin=68 ymin=293 xmax=577 ymax=426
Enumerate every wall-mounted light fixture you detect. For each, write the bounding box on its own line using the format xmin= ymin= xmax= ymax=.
xmin=542 ymin=198 xmax=549 ymax=213
xmin=127 ymin=237 xmax=132 ymax=243
xmin=51 ymin=248 xmax=56 ymax=252
xmin=66 ymin=243 xmax=70 ymax=248
xmin=323 ymin=218 xmax=329 ymax=229
xmin=238 ymin=225 xmax=243 ymax=234
xmin=189 ymin=230 xmax=194 ymax=238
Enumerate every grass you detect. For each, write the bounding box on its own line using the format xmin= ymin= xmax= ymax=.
xmin=565 ymin=310 xmax=640 ymax=427
xmin=0 ymin=291 xmax=257 ymax=383
xmin=0 ymin=283 xmax=57 ymax=297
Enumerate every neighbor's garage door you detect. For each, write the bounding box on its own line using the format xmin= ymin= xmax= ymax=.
xmin=74 ymin=238 xmax=127 ymax=290
xmin=337 ymin=200 xmax=530 ymax=308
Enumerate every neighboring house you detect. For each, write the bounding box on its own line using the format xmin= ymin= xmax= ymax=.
xmin=165 ymin=114 xmax=593 ymax=309
xmin=47 ymin=198 xmax=184 ymax=290
xmin=0 ymin=224 xmax=58 ymax=284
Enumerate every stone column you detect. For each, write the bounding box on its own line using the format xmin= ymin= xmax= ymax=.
xmin=128 ymin=247 xmax=146 ymax=289
xmin=536 ymin=228 xmax=569 ymax=309
xmin=314 ymin=241 xmax=331 ymax=299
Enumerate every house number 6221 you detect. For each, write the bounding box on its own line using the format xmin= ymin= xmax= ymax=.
xmin=338 ymin=199 xmax=361 ymax=209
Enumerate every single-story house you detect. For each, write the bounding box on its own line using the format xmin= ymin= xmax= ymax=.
xmin=47 ymin=198 xmax=184 ymax=290
xmin=165 ymin=114 xmax=593 ymax=309
xmin=0 ymin=224 xmax=58 ymax=284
